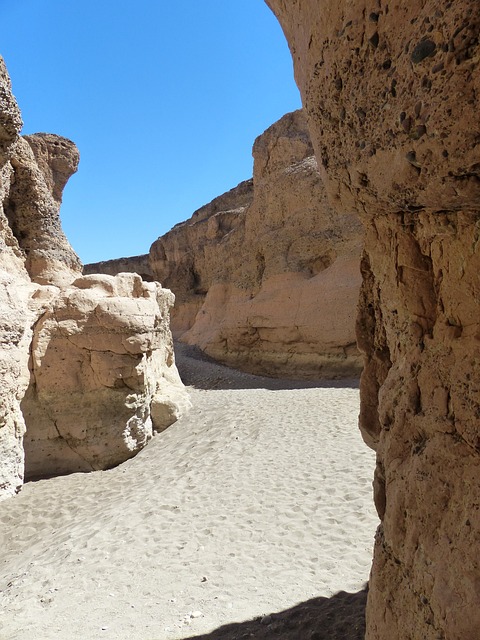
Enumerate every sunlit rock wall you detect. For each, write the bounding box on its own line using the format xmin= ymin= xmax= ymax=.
xmin=150 ymin=110 xmax=363 ymax=379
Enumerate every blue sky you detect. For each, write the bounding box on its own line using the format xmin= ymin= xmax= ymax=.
xmin=1 ymin=1 xmax=301 ymax=264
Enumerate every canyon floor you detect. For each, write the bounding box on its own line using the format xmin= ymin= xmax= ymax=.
xmin=0 ymin=344 xmax=378 ymax=640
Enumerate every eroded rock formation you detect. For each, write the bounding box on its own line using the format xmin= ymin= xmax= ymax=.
xmin=0 ymin=57 xmax=189 ymax=498
xmin=150 ymin=110 xmax=363 ymax=379
xmin=266 ymin=1 xmax=480 ymax=638
xmin=0 ymin=56 xmax=34 ymax=498
xmin=7 ymin=133 xmax=82 ymax=286
xmin=22 ymin=273 xmax=189 ymax=478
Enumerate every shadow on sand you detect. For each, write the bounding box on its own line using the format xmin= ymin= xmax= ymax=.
xmin=174 ymin=342 xmax=360 ymax=392
xmin=181 ymin=587 xmax=368 ymax=640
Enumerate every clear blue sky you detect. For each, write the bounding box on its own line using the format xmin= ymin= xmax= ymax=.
xmin=1 ymin=0 xmax=301 ymax=264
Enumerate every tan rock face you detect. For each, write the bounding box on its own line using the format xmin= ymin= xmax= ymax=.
xmin=22 ymin=273 xmax=190 ymax=478
xmin=0 ymin=56 xmax=33 ymax=498
xmin=266 ymin=1 xmax=480 ymax=638
xmin=0 ymin=56 xmax=189 ymax=497
xmin=150 ymin=110 xmax=363 ymax=378
xmin=6 ymin=133 xmax=82 ymax=286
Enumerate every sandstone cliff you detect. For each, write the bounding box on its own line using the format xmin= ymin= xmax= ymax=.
xmin=0 ymin=57 xmax=189 ymax=498
xmin=149 ymin=110 xmax=363 ymax=379
xmin=266 ymin=1 xmax=480 ymax=638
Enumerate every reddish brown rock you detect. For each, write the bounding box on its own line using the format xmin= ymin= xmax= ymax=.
xmin=266 ymin=1 xmax=480 ymax=638
xmin=150 ymin=110 xmax=363 ymax=379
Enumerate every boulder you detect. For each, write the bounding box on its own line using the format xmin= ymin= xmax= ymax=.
xmin=266 ymin=1 xmax=480 ymax=638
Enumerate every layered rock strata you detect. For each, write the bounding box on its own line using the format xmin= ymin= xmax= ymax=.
xmin=0 ymin=57 xmax=189 ymax=498
xmin=149 ymin=110 xmax=364 ymax=379
xmin=266 ymin=1 xmax=480 ymax=639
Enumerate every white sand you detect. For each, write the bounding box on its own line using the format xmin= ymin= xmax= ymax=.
xmin=0 ymin=347 xmax=378 ymax=640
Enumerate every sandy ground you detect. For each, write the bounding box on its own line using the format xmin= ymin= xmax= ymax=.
xmin=0 ymin=344 xmax=378 ymax=640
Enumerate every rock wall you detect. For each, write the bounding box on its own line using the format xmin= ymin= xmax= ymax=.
xmin=0 ymin=56 xmax=34 ymax=498
xmin=150 ymin=110 xmax=364 ymax=379
xmin=265 ymin=1 xmax=480 ymax=639
xmin=84 ymin=254 xmax=154 ymax=281
xmin=0 ymin=57 xmax=189 ymax=498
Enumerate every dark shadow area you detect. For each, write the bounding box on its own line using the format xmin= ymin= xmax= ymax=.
xmin=181 ymin=587 xmax=368 ymax=640
xmin=174 ymin=342 xmax=360 ymax=391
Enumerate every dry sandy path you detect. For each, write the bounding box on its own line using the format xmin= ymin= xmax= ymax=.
xmin=0 ymin=345 xmax=378 ymax=640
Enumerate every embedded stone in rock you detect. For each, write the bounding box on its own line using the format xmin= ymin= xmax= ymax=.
xmin=411 ymin=39 xmax=437 ymax=64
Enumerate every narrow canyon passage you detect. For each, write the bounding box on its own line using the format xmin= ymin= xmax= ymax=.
xmin=0 ymin=348 xmax=377 ymax=640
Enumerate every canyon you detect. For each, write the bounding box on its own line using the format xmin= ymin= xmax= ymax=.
xmin=0 ymin=1 xmax=478 ymax=638
xmin=265 ymin=1 xmax=480 ymax=638
xmin=87 ymin=110 xmax=364 ymax=380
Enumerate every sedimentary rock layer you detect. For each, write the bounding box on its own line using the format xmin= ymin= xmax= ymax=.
xmin=150 ymin=110 xmax=363 ymax=379
xmin=266 ymin=1 xmax=480 ymax=638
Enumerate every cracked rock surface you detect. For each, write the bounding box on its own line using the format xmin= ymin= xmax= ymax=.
xmin=266 ymin=1 xmax=480 ymax=638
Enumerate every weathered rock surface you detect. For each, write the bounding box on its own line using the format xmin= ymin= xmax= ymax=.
xmin=266 ymin=1 xmax=480 ymax=638
xmin=7 ymin=133 xmax=83 ymax=286
xmin=22 ymin=273 xmax=190 ymax=478
xmin=0 ymin=55 xmax=33 ymax=498
xmin=150 ymin=110 xmax=363 ymax=378
xmin=0 ymin=56 xmax=189 ymax=497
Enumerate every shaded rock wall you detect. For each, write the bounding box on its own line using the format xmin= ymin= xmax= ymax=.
xmin=266 ymin=1 xmax=480 ymax=639
xmin=150 ymin=110 xmax=364 ymax=379
xmin=0 ymin=57 xmax=189 ymax=498
xmin=84 ymin=254 xmax=154 ymax=281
